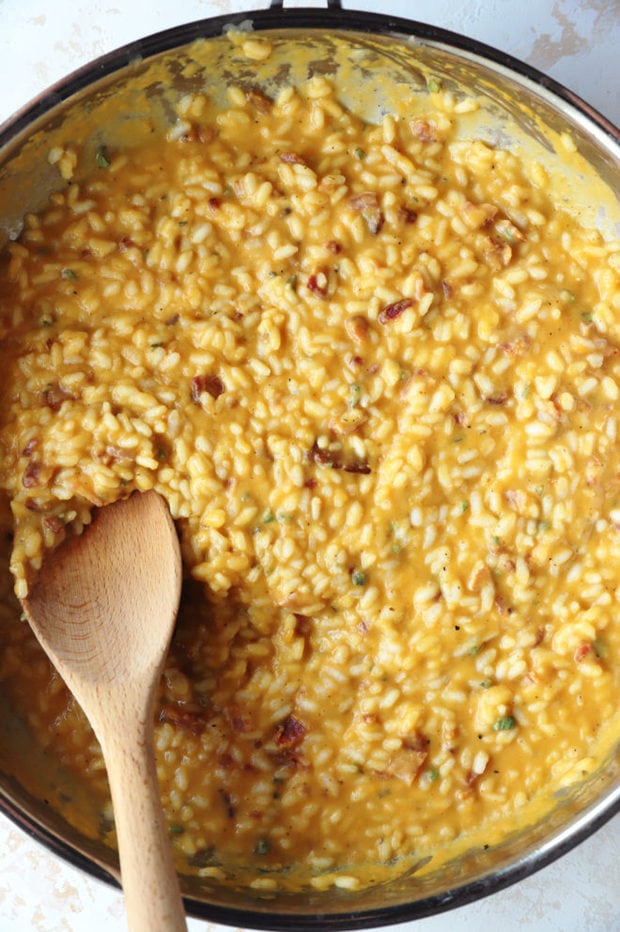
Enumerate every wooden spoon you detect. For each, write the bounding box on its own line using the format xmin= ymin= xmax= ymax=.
xmin=21 ymin=491 xmax=187 ymax=932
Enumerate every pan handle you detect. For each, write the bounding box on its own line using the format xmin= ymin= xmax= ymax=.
xmin=270 ymin=0 xmax=342 ymax=8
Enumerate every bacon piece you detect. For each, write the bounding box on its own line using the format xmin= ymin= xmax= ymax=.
xmin=274 ymin=714 xmax=307 ymax=749
xmin=191 ymin=374 xmax=225 ymax=401
xmin=378 ymin=298 xmax=414 ymax=324
xmin=159 ymin=704 xmax=206 ymax=735
xmin=245 ymin=89 xmax=272 ymax=113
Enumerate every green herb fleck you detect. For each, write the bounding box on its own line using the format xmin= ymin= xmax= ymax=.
xmin=537 ymin=519 xmax=551 ymax=532
xmin=354 ymin=147 xmax=367 ymax=160
xmin=150 ymin=341 xmax=165 ymax=349
xmin=468 ymin=644 xmax=480 ymax=656
xmin=426 ymin=77 xmax=441 ymax=93
xmin=277 ymin=511 xmax=294 ymax=522
xmin=427 ymin=767 xmax=439 ymax=782
xmin=178 ymin=220 xmax=188 ymax=227
xmin=95 ymin=145 xmax=111 ymax=169
xmin=352 ymin=569 xmax=366 ymax=586
xmin=452 ymin=435 xmax=464 ymax=444
xmin=349 ymin=383 xmax=361 ymax=408
xmin=494 ymin=715 xmax=516 ymax=731
xmin=378 ymin=789 xmax=391 ymax=798
xmin=262 ymin=509 xmax=275 ymax=524
xmin=593 ymin=639 xmax=608 ymax=659
xmin=62 ymin=268 xmax=78 ymax=280
xmin=168 ymin=824 xmax=185 ymax=835
xmin=287 ymin=274 xmax=297 ymax=291
xmin=460 ymin=501 xmax=469 ymax=513
xmin=253 ymin=838 xmax=271 ymax=856
xmin=581 ymin=310 xmax=593 ymax=324
xmin=480 ymin=678 xmax=493 ymax=689
xmin=491 ymin=535 xmax=501 ymax=547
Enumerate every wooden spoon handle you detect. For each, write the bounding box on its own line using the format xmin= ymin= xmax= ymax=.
xmin=102 ymin=726 xmax=187 ymax=932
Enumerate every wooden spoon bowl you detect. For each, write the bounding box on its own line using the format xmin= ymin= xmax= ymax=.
xmin=22 ymin=490 xmax=187 ymax=932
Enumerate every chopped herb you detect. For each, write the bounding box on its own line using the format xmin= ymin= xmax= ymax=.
xmin=452 ymin=435 xmax=464 ymax=444
xmin=262 ymin=509 xmax=275 ymax=524
xmin=277 ymin=511 xmax=293 ymax=522
xmin=460 ymin=501 xmax=469 ymax=513
xmin=95 ymin=145 xmax=111 ymax=169
xmin=427 ymin=767 xmax=439 ymax=782
xmin=480 ymin=678 xmax=493 ymax=689
xmin=39 ymin=316 xmax=54 ymax=328
xmin=537 ymin=519 xmax=551 ymax=532
xmin=494 ymin=715 xmax=516 ymax=731
xmin=168 ymin=823 xmax=185 ymax=835
xmin=491 ymin=535 xmax=501 ymax=547
xmin=354 ymin=147 xmax=367 ymax=160
xmin=581 ymin=311 xmax=593 ymax=323
xmin=253 ymin=837 xmax=271 ymax=855
xmin=62 ymin=268 xmax=78 ymax=280
xmin=521 ymin=383 xmax=531 ymax=399
xmin=352 ymin=569 xmax=366 ymax=586
xmin=178 ymin=220 xmax=188 ymax=227
xmin=150 ymin=341 xmax=165 ymax=349
xmin=426 ymin=77 xmax=441 ymax=93
xmin=378 ymin=789 xmax=391 ymax=798
xmin=349 ymin=383 xmax=361 ymax=408
xmin=286 ymin=274 xmax=297 ymax=291
xmin=593 ymin=639 xmax=608 ymax=659
xmin=468 ymin=644 xmax=480 ymax=656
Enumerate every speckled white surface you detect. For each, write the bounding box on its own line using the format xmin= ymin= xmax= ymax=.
xmin=0 ymin=1 xmax=618 ymax=930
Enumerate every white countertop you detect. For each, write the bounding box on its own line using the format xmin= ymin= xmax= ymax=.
xmin=0 ymin=1 xmax=618 ymax=929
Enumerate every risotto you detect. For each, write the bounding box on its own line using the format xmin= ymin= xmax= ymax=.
xmin=0 ymin=35 xmax=619 ymax=893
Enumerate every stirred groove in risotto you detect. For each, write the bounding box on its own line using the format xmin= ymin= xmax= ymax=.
xmin=0 ymin=40 xmax=619 ymax=893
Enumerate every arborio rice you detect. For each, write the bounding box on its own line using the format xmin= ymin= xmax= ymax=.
xmin=0 ymin=37 xmax=619 ymax=892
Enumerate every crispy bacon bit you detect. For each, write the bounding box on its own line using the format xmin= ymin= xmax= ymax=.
xmin=43 ymin=515 xmax=64 ymax=535
xmin=349 ymin=192 xmax=384 ymax=235
xmin=309 ymin=440 xmax=370 ymax=474
xmin=310 ymin=440 xmax=341 ymax=469
xmin=411 ymin=118 xmax=438 ymax=143
xmin=118 ymin=236 xmax=136 ymax=252
xmin=485 ymin=391 xmax=508 ymax=405
xmin=43 ymin=383 xmax=74 ymax=412
xmin=22 ymin=460 xmax=41 ymax=489
xmin=398 ymin=206 xmax=418 ymax=225
xmin=245 ymin=88 xmax=272 ymax=113
xmin=350 ymin=192 xmax=379 ymax=211
xmin=303 ymin=477 xmax=317 ymax=490
xmin=441 ymin=280 xmax=452 ymax=299
xmin=207 ymin=197 xmax=221 ymax=211
xmin=279 ymin=151 xmax=305 ymax=164
xmin=326 ymin=240 xmax=342 ymax=254
xmin=378 ymin=298 xmax=414 ymax=324
xmin=343 ymin=460 xmax=371 ymax=474
xmin=22 ymin=438 xmax=38 ymax=457
xmin=307 ymin=272 xmax=328 ymax=297
xmin=533 ymin=626 xmax=545 ymax=647
xmin=345 ymin=315 xmax=370 ymax=345
xmin=574 ymin=642 xmax=592 ymax=663
xmin=191 ymin=374 xmax=225 ymax=402
xmin=159 ymin=703 xmax=206 ymax=735
xmin=274 ymin=715 xmax=307 ymax=749
xmin=383 ymin=732 xmax=430 ymax=785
